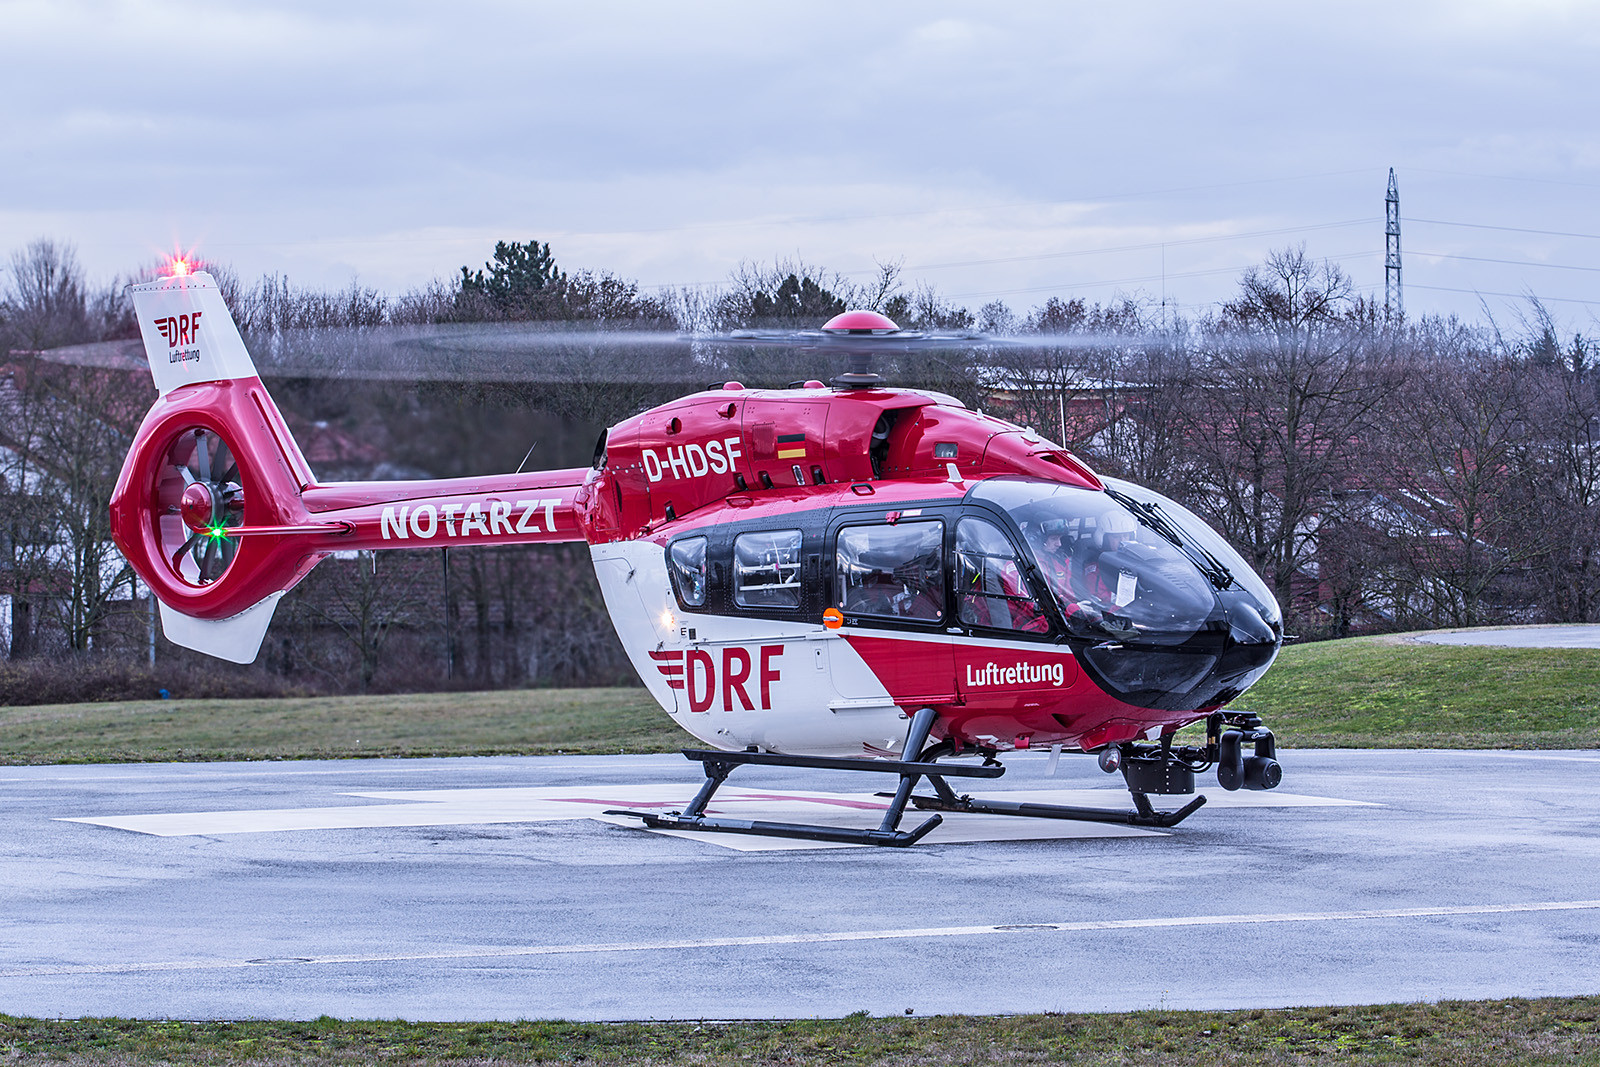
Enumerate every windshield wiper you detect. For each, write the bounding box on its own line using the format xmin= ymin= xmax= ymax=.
xmin=1147 ymin=501 xmax=1234 ymax=589
xmin=1105 ymin=489 xmax=1234 ymax=590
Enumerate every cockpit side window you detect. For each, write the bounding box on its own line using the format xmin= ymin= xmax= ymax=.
xmin=835 ymin=521 xmax=944 ymax=622
xmin=955 ymin=517 xmax=1049 ymax=634
xmin=667 ymin=536 xmax=708 ymax=608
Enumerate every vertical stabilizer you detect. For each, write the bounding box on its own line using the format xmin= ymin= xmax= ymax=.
xmin=130 ymin=271 xmax=259 ymax=395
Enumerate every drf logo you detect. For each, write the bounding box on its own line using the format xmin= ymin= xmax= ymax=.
xmin=154 ymin=312 xmax=202 ymax=347
xmin=649 ymin=645 xmax=783 ymax=713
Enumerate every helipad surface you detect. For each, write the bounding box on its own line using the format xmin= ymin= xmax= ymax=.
xmin=1411 ymin=624 xmax=1600 ymax=648
xmin=3 ymin=749 xmax=1599 ymax=1019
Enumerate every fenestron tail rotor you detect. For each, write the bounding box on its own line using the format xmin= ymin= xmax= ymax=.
xmin=156 ymin=427 xmax=246 ymax=586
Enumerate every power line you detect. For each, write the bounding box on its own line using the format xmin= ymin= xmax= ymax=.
xmin=1408 ymin=167 xmax=1600 ymax=192
xmin=1409 ymin=283 xmax=1600 ymax=308
xmin=203 ymin=171 xmax=1377 ymax=251
xmin=945 ymin=251 xmax=1379 ymax=303
xmin=1411 ymin=250 xmax=1600 ymax=274
xmin=638 ymin=222 xmax=1379 ymax=292
xmin=542 ymin=168 xmax=1378 ymax=239
xmin=903 ymin=219 xmax=1375 ymax=273
xmin=1408 ymin=217 xmax=1600 ymax=242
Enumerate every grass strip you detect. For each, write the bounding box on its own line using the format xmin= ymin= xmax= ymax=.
xmin=0 ymin=688 xmax=692 ymax=765
xmin=1229 ymin=637 xmax=1600 ymax=749
xmin=2 ymin=638 xmax=1597 ymax=765
xmin=2 ymin=999 xmax=1598 ymax=1065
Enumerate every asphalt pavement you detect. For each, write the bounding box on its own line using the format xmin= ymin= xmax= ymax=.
xmin=1410 ymin=624 xmax=1600 ymax=648
xmin=3 ymin=748 xmax=1599 ymax=1020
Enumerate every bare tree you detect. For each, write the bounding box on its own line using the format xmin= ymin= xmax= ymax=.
xmin=1522 ymin=327 xmax=1600 ymax=621
xmin=1223 ymin=245 xmax=1353 ymax=336
xmin=0 ymin=357 xmax=149 ymax=654
xmin=983 ymin=297 xmax=1150 ymax=455
xmin=1376 ymin=327 xmax=1545 ymax=627
xmin=883 ymin=282 xmax=974 ymax=330
xmin=1088 ymin=336 xmax=1196 ymax=496
xmin=1180 ymin=247 xmax=1389 ymax=614
xmin=977 ymin=300 xmax=1018 ymax=335
xmin=3 ymin=239 xmax=90 ymax=351
xmin=281 ymin=551 xmax=435 ymax=692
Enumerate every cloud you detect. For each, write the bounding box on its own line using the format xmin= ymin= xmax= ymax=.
xmin=1 ymin=1 xmax=1596 ymax=320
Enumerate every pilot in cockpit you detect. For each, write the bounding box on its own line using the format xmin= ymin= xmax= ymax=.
xmin=1036 ymin=521 xmax=1074 ymax=602
xmin=1031 ymin=507 xmax=1140 ymax=618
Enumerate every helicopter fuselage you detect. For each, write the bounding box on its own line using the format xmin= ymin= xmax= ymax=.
xmin=108 ymin=277 xmax=1285 ymax=841
xmin=580 ymin=381 xmax=1282 ymax=758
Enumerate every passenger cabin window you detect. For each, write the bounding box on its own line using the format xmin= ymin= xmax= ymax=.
xmin=734 ymin=530 xmax=802 ymax=609
xmin=835 ymin=521 xmax=944 ymax=621
xmin=667 ymin=537 xmax=707 ymax=607
xmin=955 ymin=517 xmax=1048 ymax=633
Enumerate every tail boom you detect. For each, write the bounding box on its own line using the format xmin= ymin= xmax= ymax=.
xmin=111 ymin=386 xmax=592 ymax=623
xmin=300 ymin=471 xmax=587 ymax=551
xmin=112 ymin=269 xmax=594 ymax=664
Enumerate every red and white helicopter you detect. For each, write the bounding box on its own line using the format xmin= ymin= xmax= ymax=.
xmin=109 ymin=266 xmax=1284 ymax=847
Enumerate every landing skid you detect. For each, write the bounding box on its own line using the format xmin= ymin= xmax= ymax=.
xmin=894 ymin=776 xmax=1207 ymax=829
xmin=604 ymin=707 xmax=1207 ymax=847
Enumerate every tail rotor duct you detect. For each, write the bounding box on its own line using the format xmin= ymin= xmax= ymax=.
xmin=156 ymin=427 xmax=245 ymax=587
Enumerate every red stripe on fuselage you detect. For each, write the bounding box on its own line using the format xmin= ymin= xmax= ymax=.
xmin=841 ymin=631 xmax=1208 ymax=750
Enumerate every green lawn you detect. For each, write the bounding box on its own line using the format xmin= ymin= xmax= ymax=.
xmin=0 ymin=687 xmax=691 ymax=765
xmin=2 ymin=999 xmax=1597 ymax=1065
xmin=3 ymin=636 xmax=1597 ymax=765
xmin=1229 ymin=634 xmax=1600 ymax=749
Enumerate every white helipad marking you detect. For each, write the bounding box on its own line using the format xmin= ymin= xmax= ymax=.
xmin=59 ymin=784 xmax=1373 ymax=850
xmin=3 ymin=899 xmax=1593 ymax=978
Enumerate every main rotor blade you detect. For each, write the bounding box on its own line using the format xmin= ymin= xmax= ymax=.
xmin=42 ymin=319 xmax=1179 ymax=382
xmin=720 ymin=329 xmax=1013 ymax=354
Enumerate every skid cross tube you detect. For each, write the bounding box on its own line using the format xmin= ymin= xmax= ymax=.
xmin=605 ymin=707 xmax=990 ymax=847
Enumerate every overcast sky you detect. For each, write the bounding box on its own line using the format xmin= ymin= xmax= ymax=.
xmin=3 ymin=0 xmax=1598 ymax=327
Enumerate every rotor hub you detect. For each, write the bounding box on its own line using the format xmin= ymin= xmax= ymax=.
xmin=179 ymin=482 xmax=215 ymax=532
xmin=822 ymin=310 xmax=899 ymax=335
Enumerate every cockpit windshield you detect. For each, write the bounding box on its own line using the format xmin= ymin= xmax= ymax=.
xmin=1099 ymin=477 xmax=1282 ymax=628
xmin=973 ymin=478 xmax=1283 ymax=645
xmin=972 ymin=479 xmax=1212 ymax=645
xmin=973 ymin=477 xmax=1284 ymax=709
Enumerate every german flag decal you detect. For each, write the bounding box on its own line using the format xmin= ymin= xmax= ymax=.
xmin=776 ymin=433 xmax=808 ymax=460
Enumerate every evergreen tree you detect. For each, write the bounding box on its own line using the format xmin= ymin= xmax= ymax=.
xmin=458 ymin=240 xmax=565 ymax=317
xmin=749 ymin=273 xmax=845 ymax=325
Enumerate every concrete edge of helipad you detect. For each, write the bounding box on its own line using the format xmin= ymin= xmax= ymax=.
xmin=1374 ymin=624 xmax=1600 ymax=649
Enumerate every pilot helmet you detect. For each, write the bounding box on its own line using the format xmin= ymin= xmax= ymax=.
xmin=1100 ymin=507 xmax=1137 ymax=547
